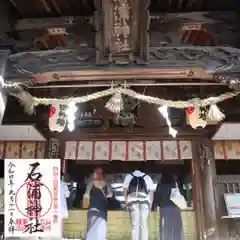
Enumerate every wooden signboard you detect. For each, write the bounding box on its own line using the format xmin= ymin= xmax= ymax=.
xmin=64 ymin=140 xmax=192 ymax=161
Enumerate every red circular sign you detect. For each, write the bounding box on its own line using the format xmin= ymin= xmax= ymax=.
xmin=15 ymin=181 xmax=53 ymax=218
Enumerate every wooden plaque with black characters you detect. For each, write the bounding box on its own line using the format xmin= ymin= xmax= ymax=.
xmin=94 ymin=0 xmax=149 ymax=65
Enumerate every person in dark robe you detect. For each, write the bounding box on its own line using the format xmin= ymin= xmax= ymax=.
xmin=153 ymin=172 xmax=184 ymax=240
xmin=83 ymin=168 xmax=113 ymax=240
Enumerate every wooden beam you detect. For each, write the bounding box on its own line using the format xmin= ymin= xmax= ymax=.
xmin=30 ymin=68 xmax=212 ymax=83
xmin=5 ymin=46 xmax=240 ymax=89
xmin=14 ymin=11 xmax=237 ymax=32
xmin=41 ymin=126 xmax=212 ymax=141
xmin=14 ymin=16 xmax=87 ymax=31
xmin=150 ymin=11 xmax=237 ymax=25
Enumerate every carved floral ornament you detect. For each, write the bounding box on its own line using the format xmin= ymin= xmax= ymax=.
xmin=5 ymin=46 xmax=240 ymax=79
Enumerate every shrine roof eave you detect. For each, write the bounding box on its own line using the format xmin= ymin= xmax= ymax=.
xmin=3 ymin=46 xmax=240 ymax=87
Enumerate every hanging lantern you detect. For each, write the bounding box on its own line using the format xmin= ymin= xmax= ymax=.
xmin=48 ymin=104 xmax=67 ymax=132
xmin=187 ymin=106 xmax=207 ymax=129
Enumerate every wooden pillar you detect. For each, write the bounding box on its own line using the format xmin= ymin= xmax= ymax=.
xmin=201 ymin=140 xmax=219 ymax=240
xmin=192 ymin=139 xmax=219 ymax=240
xmin=192 ymin=140 xmax=205 ymax=240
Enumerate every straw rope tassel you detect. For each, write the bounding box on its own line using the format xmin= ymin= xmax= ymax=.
xmin=105 ymin=92 xmax=123 ymax=114
xmin=207 ymin=104 xmax=225 ymax=122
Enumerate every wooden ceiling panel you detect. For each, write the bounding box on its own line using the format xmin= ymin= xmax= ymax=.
xmin=10 ymin=0 xmax=50 ymax=17
xmin=149 ymin=0 xmax=237 ymax=12
xmin=10 ymin=0 xmax=238 ymax=18
xmin=9 ymin=0 xmax=95 ymax=18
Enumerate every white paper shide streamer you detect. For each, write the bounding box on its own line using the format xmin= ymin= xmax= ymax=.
xmin=105 ymin=92 xmax=124 ymax=114
xmin=158 ymin=106 xmax=178 ymax=138
xmin=66 ymin=102 xmax=77 ymax=132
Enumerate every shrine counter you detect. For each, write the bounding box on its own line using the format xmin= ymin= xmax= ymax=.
xmin=63 ymin=209 xmax=197 ymax=240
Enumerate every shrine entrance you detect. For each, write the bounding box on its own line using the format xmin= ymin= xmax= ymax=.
xmin=63 ymin=139 xmax=197 ymax=239
xmin=0 ymin=0 xmax=239 ymax=239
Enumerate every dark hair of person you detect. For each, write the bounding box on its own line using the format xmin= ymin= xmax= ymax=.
xmin=161 ymin=172 xmax=175 ymax=184
xmin=136 ymin=162 xmax=145 ymax=172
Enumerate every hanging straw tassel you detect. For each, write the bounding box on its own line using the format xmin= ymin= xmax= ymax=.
xmin=207 ymin=104 xmax=225 ymax=122
xmin=105 ymin=92 xmax=124 ymax=114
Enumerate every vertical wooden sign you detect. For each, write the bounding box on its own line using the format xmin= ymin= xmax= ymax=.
xmin=94 ymin=0 xmax=149 ymax=64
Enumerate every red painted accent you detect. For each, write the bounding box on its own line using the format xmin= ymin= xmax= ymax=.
xmin=49 ymin=106 xmax=56 ymax=118
xmin=187 ymin=107 xmax=195 ymax=115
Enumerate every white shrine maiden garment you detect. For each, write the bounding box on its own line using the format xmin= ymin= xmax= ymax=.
xmin=60 ymin=180 xmax=70 ymax=219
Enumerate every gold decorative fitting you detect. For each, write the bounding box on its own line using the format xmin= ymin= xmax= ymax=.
xmin=52 ymin=73 xmax=60 ymax=80
xmin=47 ymin=28 xmax=67 ymax=35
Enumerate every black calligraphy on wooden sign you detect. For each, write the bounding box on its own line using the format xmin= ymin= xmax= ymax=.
xmin=112 ymin=0 xmax=131 ymax=53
